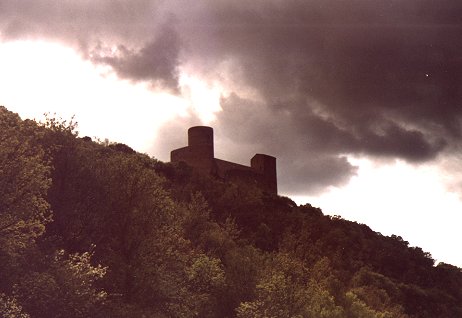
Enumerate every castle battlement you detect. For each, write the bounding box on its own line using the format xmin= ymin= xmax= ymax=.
xmin=171 ymin=126 xmax=277 ymax=194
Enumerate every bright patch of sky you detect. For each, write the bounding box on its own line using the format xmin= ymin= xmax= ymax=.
xmin=0 ymin=40 xmax=221 ymax=151
xmin=293 ymin=157 xmax=462 ymax=266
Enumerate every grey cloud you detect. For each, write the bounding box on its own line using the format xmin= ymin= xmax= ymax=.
xmin=0 ymin=0 xmax=162 ymax=42
xmin=214 ymin=93 xmax=358 ymax=194
xmin=155 ymin=92 xmax=359 ymax=194
xmin=212 ymin=87 xmax=447 ymax=192
xmin=90 ymin=23 xmax=181 ymax=91
xmin=279 ymin=155 xmax=357 ymax=195
xmin=181 ymin=1 xmax=462 ymax=167
xmin=2 ymin=0 xmax=462 ymax=194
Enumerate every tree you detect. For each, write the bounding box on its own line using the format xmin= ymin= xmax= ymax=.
xmin=237 ymin=253 xmax=343 ymax=318
xmin=0 ymin=293 xmax=30 ymax=318
xmin=0 ymin=107 xmax=51 ymax=256
xmin=13 ymin=249 xmax=107 ymax=318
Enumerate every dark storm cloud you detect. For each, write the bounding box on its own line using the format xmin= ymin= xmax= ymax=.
xmin=0 ymin=0 xmax=162 ymax=41
xmin=2 ymin=0 xmax=462 ymax=193
xmin=90 ymin=23 xmax=181 ymax=91
xmin=196 ymin=0 xmax=462 ymax=141
xmin=214 ymin=93 xmax=358 ymax=193
xmin=173 ymin=0 xmax=462 ymax=193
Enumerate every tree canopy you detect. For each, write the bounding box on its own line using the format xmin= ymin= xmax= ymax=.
xmin=1 ymin=106 xmax=461 ymax=318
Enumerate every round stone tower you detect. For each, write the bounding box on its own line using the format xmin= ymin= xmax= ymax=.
xmin=251 ymin=154 xmax=277 ymax=194
xmin=188 ymin=126 xmax=214 ymax=158
xmin=186 ymin=126 xmax=215 ymax=173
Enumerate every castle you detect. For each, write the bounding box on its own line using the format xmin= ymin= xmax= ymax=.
xmin=171 ymin=126 xmax=277 ymax=194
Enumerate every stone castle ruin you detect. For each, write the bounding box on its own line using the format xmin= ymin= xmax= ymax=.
xmin=171 ymin=126 xmax=277 ymax=194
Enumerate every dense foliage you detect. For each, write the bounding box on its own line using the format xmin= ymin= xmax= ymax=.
xmin=1 ymin=106 xmax=461 ymax=317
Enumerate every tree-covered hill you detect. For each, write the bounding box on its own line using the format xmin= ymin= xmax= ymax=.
xmin=1 ymin=106 xmax=461 ymax=318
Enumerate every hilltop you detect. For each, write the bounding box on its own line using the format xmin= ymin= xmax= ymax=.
xmin=1 ymin=106 xmax=461 ymax=318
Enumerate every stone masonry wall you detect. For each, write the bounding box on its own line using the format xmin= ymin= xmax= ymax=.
xmin=170 ymin=126 xmax=277 ymax=194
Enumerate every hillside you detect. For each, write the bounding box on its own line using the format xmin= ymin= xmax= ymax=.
xmin=1 ymin=106 xmax=462 ymax=318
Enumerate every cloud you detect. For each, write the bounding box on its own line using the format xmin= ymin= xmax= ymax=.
xmin=209 ymin=93 xmax=359 ymax=194
xmin=0 ymin=0 xmax=180 ymax=90
xmin=90 ymin=23 xmax=181 ymax=92
xmin=2 ymin=0 xmax=462 ymax=193
xmin=177 ymin=0 xmax=462 ymax=192
xmin=0 ymin=0 xmax=164 ymax=40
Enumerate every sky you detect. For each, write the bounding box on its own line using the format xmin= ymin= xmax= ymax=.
xmin=1 ymin=0 xmax=462 ymax=267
